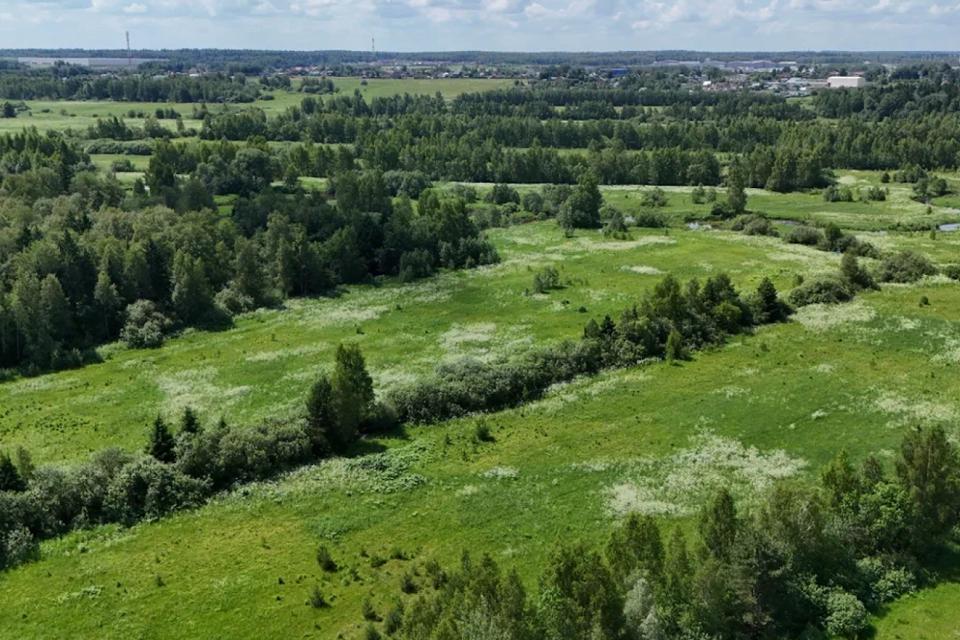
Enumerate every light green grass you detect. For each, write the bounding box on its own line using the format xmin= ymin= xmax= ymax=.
xmin=3 ymin=190 xmax=960 ymax=639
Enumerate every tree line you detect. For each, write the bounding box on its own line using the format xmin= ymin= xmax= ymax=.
xmin=365 ymin=425 xmax=960 ymax=640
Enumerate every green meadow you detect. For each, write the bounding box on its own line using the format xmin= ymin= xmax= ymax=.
xmin=2 ymin=195 xmax=960 ymax=638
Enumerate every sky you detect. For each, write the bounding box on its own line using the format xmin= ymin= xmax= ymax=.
xmin=1 ymin=0 xmax=960 ymax=52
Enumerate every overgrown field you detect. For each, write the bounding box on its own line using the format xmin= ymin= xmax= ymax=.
xmin=2 ymin=201 xmax=960 ymax=638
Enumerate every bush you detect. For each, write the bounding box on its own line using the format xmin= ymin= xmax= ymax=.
xmin=787 ymin=277 xmax=855 ymax=306
xmin=876 ymin=250 xmax=938 ymax=283
xmin=710 ymin=201 xmax=734 ymax=219
xmin=399 ymin=571 xmax=418 ymax=594
xmin=214 ymin=287 xmax=256 ymax=317
xmin=943 ymin=264 xmax=960 ymax=281
xmin=450 ymin=183 xmax=478 ymax=203
xmin=824 ymin=590 xmax=868 ymax=638
xmin=111 ymin=158 xmax=136 ymax=172
xmin=640 ymin=187 xmax=668 ymax=208
xmin=485 ymin=183 xmax=520 ymax=205
xmin=784 ymin=226 xmax=824 ymax=246
xmin=533 ymin=267 xmax=561 ymax=293
xmin=633 ymin=209 xmax=666 ymax=228
xmin=362 ymin=597 xmax=379 ymax=621
xmin=121 ymin=300 xmax=172 ymax=349
xmin=473 ymin=420 xmax=494 ymax=443
xmin=731 ymin=214 xmax=777 ymax=237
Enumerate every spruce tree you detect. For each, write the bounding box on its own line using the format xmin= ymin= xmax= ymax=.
xmin=331 ymin=343 xmax=375 ymax=445
xmin=180 ymin=407 xmax=200 ymax=435
xmin=698 ymin=488 xmax=738 ymax=561
xmin=146 ymin=415 xmax=176 ymax=463
xmin=0 ymin=451 xmax=26 ymax=492
xmin=305 ymin=374 xmax=336 ymax=454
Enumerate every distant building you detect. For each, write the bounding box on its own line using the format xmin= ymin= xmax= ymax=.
xmin=18 ymin=57 xmax=164 ymax=68
xmin=827 ymin=76 xmax=866 ymax=89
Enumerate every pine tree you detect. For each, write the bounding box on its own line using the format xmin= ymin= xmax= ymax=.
xmin=305 ymin=374 xmax=335 ymax=454
xmin=0 ymin=451 xmax=26 ymax=492
xmin=233 ymin=238 xmax=267 ymax=306
xmin=171 ymin=250 xmax=214 ymax=325
xmin=180 ymin=406 xmax=200 ymax=435
xmin=698 ymin=488 xmax=738 ymax=561
xmin=146 ymin=415 xmax=176 ymax=463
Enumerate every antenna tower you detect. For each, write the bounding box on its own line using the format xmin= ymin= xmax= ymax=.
xmin=372 ymin=38 xmax=376 ymax=60
xmin=126 ymin=31 xmax=131 ymax=69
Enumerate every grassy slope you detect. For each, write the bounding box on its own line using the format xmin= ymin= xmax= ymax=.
xmin=2 ymin=214 xmax=960 ymax=638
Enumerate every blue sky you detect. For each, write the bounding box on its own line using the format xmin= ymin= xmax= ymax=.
xmin=1 ymin=0 xmax=959 ymax=52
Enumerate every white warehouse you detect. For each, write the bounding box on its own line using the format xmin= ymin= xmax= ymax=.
xmin=827 ymin=76 xmax=866 ymax=89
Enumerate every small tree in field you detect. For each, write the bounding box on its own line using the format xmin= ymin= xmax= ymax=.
xmin=306 ymin=374 xmax=336 ymax=454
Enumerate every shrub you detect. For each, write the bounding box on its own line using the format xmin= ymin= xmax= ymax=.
xmin=364 ymin=624 xmax=382 ymax=640
xmin=784 ymin=226 xmax=823 ymax=246
xmin=633 ymin=209 xmax=666 ymax=228
xmin=521 ymin=191 xmax=545 ymax=215
xmin=110 ymin=158 xmax=136 ymax=172
xmin=485 ymin=183 xmax=520 ymax=205
xmin=473 ymin=420 xmax=494 ymax=443
xmin=399 ymin=572 xmax=418 ymax=594
xmin=943 ymin=264 xmax=960 ymax=281
xmin=824 ymin=590 xmax=868 ymax=639
xmin=876 ymin=250 xmax=938 ymax=283
xmin=788 ymin=277 xmax=855 ymax=306
xmin=121 ymin=300 xmax=172 ymax=349
xmin=602 ymin=205 xmax=629 ymax=238
xmin=317 ymin=545 xmax=338 ymax=572
xmin=710 ymin=201 xmax=734 ymax=219
xmin=731 ymin=214 xmax=777 ymax=237
xmin=640 ymin=187 xmax=668 ymax=208
xmin=533 ymin=267 xmax=561 ymax=293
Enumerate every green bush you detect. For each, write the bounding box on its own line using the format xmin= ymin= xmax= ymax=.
xmin=876 ymin=250 xmax=938 ymax=283
xmin=317 ymin=545 xmax=338 ymax=572
xmin=787 ymin=277 xmax=855 ymax=306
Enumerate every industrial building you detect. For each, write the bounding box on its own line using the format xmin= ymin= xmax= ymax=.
xmin=827 ymin=76 xmax=866 ymax=88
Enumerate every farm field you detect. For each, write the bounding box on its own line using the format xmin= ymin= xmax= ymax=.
xmin=2 ymin=200 xmax=960 ymax=638
xmin=0 ymin=77 xmax=516 ymax=135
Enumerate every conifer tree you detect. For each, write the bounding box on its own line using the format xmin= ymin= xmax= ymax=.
xmin=146 ymin=415 xmax=176 ymax=463
xmin=0 ymin=451 xmax=26 ymax=492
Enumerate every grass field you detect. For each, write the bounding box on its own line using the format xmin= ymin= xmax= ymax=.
xmin=2 ymin=201 xmax=960 ymax=638
xmin=0 ymin=78 xmax=516 ymax=136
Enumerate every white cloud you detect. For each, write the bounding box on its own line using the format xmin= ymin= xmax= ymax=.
xmin=123 ymin=3 xmax=147 ymax=12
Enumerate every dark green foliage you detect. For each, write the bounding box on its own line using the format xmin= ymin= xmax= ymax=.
xmin=557 ymin=173 xmax=603 ymax=229
xmin=632 ymin=209 xmax=666 ymax=228
xmin=317 ymin=545 xmax=338 ymax=572
xmin=146 ymin=416 xmax=176 ymax=464
xmin=788 ymin=277 xmax=855 ymax=306
xmin=364 ymin=624 xmax=382 ymax=640
xmin=876 ymin=250 xmax=938 ymax=283
xmin=731 ymin=214 xmax=778 ymax=237
xmin=121 ymin=300 xmax=171 ymax=349
xmin=840 ymin=251 xmax=877 ymax=291
xmin=399 ymin=572 xmax=417 ymax=594
xmin=896 ymin=426 xmax=960 ymax=551
xmin=784 ymin=225 xmax=823 ymax=246
xmin=532 ymin=267 xmax=561 ymax=294
xmin=473 ymin=420 xmax=494 ymax=443
xmin=0 ymin=452 xmax=26 ymax=492
xmin=331 ymin=343 xmax=376 ymax=444
xmin=308 ymin=584 xmax=327 ymax=608
xmin=180 ymin=407 xmax=200 ymax=435
xmin=602 ymin=206 xmax=630 ymax=238
xmin=726 ymin=158 xmax=747 ymax=215
xmin=362 ymin=597 xmax=379 ymax=621
xmin=383 ymin=606 xmax=403 ymax=635
xmin=305 ymin=375 xmax=335 ymax=455
xmin=485 ymin=183 xmax=521 ymax=205
xmin=751 ymin=277 xmax=793 ymax=324
xmin=639 ymin=187 xmax=668 ymax=208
